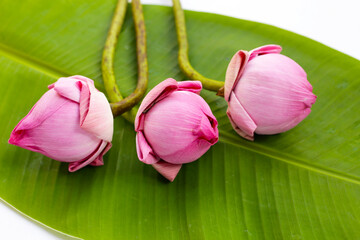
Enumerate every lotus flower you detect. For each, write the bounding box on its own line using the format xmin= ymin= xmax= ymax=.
xmin=135 ymin=79 xmax=218 ymax=181
xmin=9 ymin=75 xmax=113 ymax=172
xmin=224 ymin=45 xmax=317 ymax=140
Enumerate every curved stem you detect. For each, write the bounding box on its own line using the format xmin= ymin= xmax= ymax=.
xmin=110 ymin=0 xmax=148 ymax=117
xmin=102 ymin=0 xmax=137 ymax=123
xmin=172 ymin=0 xmax=224 ymax=92
xmin=102 ymin=0 xmax=127 ymax=103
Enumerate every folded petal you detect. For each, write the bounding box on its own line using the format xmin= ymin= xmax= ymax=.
xmin=51 ymin=77 xmax=81 ymax=103
xmin=49 ymin=75 xmax=94 ymax=103
xmin=68 ymin=140 xmax=110 ymax=172
xmin=224 ymin=50 xmax=249 ymax=101
xmin=78 ymin=80 xmax=113 ymax=142
xmin=194 ymin=114 xmax=218 ymax=144
xmin=177 ymin=80 xmax=202 ymax=94
xmin=249 ymin=44 xmax=282 ymax=61
xmin=136 ymin=131 xmax=160 ymax=164
xmin=227 ymin=92 xmax=257 ymax=141
xmin=69 ymin=75 xmax=95 ymax=85
xmin=152 ymin=161 xmax=182 ymax=182
xmin=135 ymin=78 xmax=178 ymax=131
xmin=89 ymin=142 xmax=112 ymax=166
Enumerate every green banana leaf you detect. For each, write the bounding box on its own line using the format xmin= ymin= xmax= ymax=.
xmin=1 ymin=0 xmax=360 ymax=239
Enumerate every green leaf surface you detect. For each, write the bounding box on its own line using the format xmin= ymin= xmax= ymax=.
xmin=1 ymin=1 xmax=360 ymax=239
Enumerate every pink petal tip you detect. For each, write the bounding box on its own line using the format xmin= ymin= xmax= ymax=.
xmin=152 ymin=161 xmax=182 ymax=182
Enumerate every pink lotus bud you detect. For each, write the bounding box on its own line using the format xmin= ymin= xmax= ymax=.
xmin=9 ymin=75 xmax=113 ymax=172
xmin=135 ymin=79 xmax=218 ymax=181
xmin=224 ymin=45 xmax=317 ymax=141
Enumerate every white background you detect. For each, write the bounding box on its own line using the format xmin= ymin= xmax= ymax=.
xmin=1 ymin=0 xmax=359 ymax=239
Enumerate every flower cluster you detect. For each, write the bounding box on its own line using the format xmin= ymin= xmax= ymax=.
xmin=9 ymin=45 xmax=316 ymax=181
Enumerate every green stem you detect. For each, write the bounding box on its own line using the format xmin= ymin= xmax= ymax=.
xmin=101 ymin=0 xmax=137 ymax=123
xmin=172 ymin=0 xmax=224 ymax=92
xmin=110 ymin=0 xmax=148 ymax=117
xmin=102 ymin=0 xmax=127 ymax=103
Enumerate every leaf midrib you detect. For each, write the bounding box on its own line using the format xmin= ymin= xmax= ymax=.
xmin=219 ymin=131 xmax=360 ymax=185
xmin=1 ymin=41 xmax=358 ymax=186
xmin=0 ymin=42 xmax=67 ymax=79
